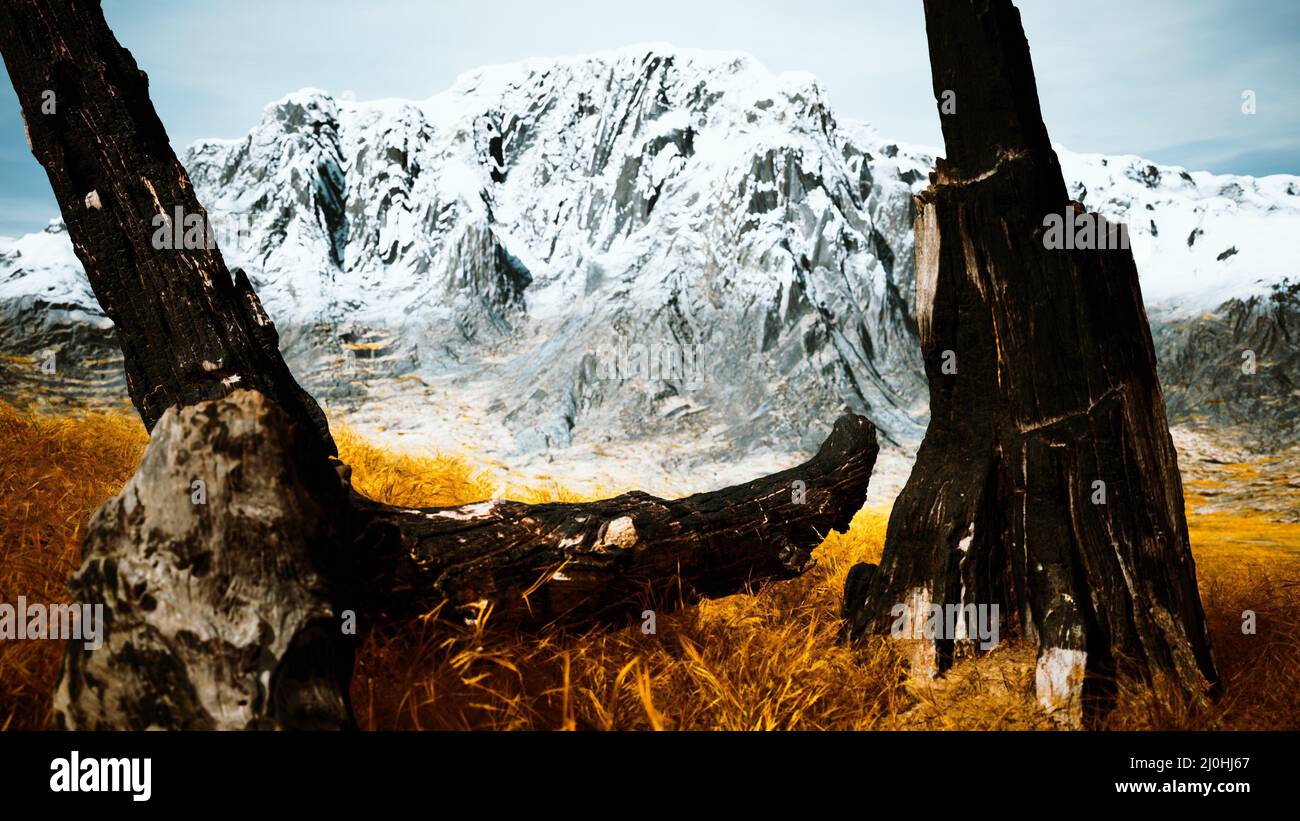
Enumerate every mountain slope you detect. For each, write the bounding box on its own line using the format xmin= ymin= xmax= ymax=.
xmin=1 ymin=46 xmax=1296 ymax=467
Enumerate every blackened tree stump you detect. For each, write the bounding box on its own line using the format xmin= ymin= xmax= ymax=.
xmin=841 ymin=0 xmax=1218 ymax=726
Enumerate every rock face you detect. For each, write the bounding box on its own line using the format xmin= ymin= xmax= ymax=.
xmin=54 ymin=390 xmax=354 ymax=729
xmin=1153 ymin=280 xmax=1300 ymax=450
xmin=1 ymin=46 xmax=1297 ymax=465
xmin=129 ymin=48 xmax=928 ymax=457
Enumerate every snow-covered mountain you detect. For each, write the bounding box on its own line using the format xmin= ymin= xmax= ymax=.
xmin=1058 ymin=150 xmax=1299 ymax=314
xmin=2 ymin=45 xmax=1297 ymax=468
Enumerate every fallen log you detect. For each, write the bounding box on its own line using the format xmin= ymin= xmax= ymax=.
xmin=0 ymin=0 xmax=880 ymax=728
xmin=358 ymin=412 xmax=879 ymax=626
xmin=841 ymin=0 xmax=1218 ymax=727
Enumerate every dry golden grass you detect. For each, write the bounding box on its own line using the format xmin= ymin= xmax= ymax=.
xmin=0 ymin=399 xmax=1296 ymax=730
xmin=351 ymin=509 xmax=909 ymax=731
xmin=1104 ymin=494 xmax=1300 ymax=730
xmin=0 ymin=400 xmax=146 ymax=730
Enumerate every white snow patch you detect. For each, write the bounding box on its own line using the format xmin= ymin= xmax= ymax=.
xmin=1036 ymin=646 xmax=1087 ymax=728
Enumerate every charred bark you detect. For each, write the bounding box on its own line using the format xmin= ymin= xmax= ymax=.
xmin=0 ymin=0 xmax=334 ymax=453
xmin=841 ymin=0 xmax=1218 ymax=726
xmin=358 ymin=413 xmax=878 ymax=626
xmin=2 ymin=1 xmax=880 ymax=727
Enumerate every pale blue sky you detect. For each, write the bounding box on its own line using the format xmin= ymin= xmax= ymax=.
xmin=1 ymin=0 xmax=1297 ymax=236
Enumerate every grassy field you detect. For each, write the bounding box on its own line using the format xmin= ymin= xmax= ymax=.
xmin=1 ymin=399 xmax=1296 ymax=730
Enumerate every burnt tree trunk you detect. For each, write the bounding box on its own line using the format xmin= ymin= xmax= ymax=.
xmin=0 ymin=0 xmax=334 ymax=453
xmin=1 ymin=1 xmax=880 ymax=727
xmin=841 ymin=0 xmax=1218 ymax=726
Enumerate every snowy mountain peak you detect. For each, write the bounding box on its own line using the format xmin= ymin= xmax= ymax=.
xmin=1055 ymin=148 xmax=1300 ymax=313
xmin=1 ymin=48 xmax=1297 ymax=460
